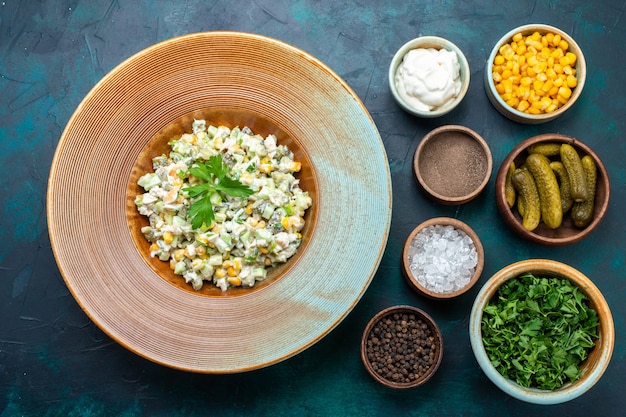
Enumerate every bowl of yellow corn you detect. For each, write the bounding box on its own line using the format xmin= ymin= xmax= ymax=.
xmin=485 ymin=24 xmax=586 ymax=124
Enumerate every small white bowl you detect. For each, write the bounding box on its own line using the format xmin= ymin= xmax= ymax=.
xmin=389 ymin=36 xmax=470 ymax=118
xmin=484 ymin=24 xmax=586 ymax=124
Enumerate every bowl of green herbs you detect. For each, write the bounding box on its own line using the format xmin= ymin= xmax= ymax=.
xmin=469 ymin=259 xmax=614 ymax=404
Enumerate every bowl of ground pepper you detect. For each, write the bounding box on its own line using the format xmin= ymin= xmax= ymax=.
xmin=413 ymin=125 xmax=492 ymax=205
xmin=361 ymin=305 xmax=443 ymax=389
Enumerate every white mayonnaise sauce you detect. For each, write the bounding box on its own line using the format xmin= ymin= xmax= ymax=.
xmin=395 ymin=48 xmax=462 ymax=111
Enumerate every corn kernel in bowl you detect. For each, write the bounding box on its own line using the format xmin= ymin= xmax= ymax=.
xmin=491 ymin=30 xmax=578 ymax=115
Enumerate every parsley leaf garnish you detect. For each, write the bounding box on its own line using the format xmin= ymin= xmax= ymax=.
xmin=481 ymin=273 xmax=599 ymax=390
xmin=183 ymin=154 xmax=253 ymax=229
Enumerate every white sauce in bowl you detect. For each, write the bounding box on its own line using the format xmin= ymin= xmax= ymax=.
xmin=395 ymin=48 xmax=462 ymax=112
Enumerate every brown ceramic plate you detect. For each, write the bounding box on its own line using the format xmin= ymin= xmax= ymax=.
xmin=47 ymin=32 xmax=392 ymax=373
xmin=495 ymin=133 xmax=609 ymax=246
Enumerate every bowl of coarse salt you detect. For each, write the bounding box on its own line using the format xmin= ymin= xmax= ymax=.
xmin=402 ymin=217 xmax=484 ymax=299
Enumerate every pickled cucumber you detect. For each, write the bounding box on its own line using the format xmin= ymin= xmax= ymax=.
xmin=505 ymin=161 xmax=516 ymax=208
xmin=511 ymin=168 xmax=540 ymax=231
xmin=527 ymin=142 xmax=562 ymax=157
xmin=560 ymin=143 xmax=588 ymax=202
xmin=526 ymin=153 xmax=562 ymax=229
xmin=550 ymin=161 xmax=574 ymax=213
xmin=571 ymin=155 xmax=597 ymax=228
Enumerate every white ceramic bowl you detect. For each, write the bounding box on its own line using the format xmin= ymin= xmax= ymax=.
xmin=484 ymin=24 xmax=586 ymax=124
xmin=469 ymin=259 xmax=614 ymax=404
xmin=389 ymin=36 xmax=470 ymax=117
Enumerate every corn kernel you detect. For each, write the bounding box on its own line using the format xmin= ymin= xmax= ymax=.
xmin=494 ymin=55 xmax=505 ymax=65
xmin=290 ymin=161 xmax=302 ymax=172
xmin=512 ymin=32 xmax=523 ymax=42
xmin=566 ymin=74 xmax=577 ymax=88
xmin=517 ymin=100 xmax=530 ymax=112
xmin=163 ymin=231 xmax=174 ymax=244
xmin=558 ymin=40 xmax=569 ymax=51
xmin=227 ymin=276 xmax=242 ymax=286
xmin=520 ymin=76 xmax=532 ymax=87
xmin=506 ymin=97 xmax=520 ymax=108
xmin=258 ymin=164 xmax=273 ymax=174
xmin=541 ymin=80 xmax=554 ymax=92
xmin=192 ymin=259 xmax=203 ymax=270
xmin=215 ymin=268 xmax=227 ymax=279
xmin=173 ymin=249 xmax=185 ymax=262
xmin=558 ymin=86 xmax=572 ymax=99
xmin=550 ymin=48 xmax=564 ymax=59
xmin=281 ymin=216 xmax=291 ymax=230
xmin=232 ymin=259 xmax=242 ymax=270
xmin=149 ymin=243 xmax=160 ymax=252
xmin=565 ymin=52 xmax=577 ymax=65
xmin=256 ymin=220 xmax=266 ymax=229
xmin=227 ymin=266 xmax=238 ymax=277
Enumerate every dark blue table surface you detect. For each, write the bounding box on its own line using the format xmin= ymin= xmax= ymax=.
xmin=1 ymin=1 xmax=625 ymax=416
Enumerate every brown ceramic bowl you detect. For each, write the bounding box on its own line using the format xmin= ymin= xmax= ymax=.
xmin=413 ymin=125 xmax=492 ymax=205
xmin=361 ymin=305 xmax=443 ymax=389
xmin=485 ymin=24 xmax=586 ymax=124
xmin=470 ymin=259 xmax=614 ymax=404
xmin=495 ymin=133 xmax=609 ymax=246
xmin=402 ymin=217 xmax=484 ymax=299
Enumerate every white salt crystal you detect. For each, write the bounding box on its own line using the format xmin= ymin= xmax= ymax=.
xmin=408 ymin=224 xmax=478 ymax=293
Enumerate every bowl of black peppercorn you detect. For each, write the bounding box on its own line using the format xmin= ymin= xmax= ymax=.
xmin=361 ymin=305 xmax=443 ymax=389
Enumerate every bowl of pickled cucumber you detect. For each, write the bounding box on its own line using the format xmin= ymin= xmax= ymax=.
xmin=495 ymin=133 xmax=609 ymax=246
xmin=485 ymin=24 xmax=586 ymax=124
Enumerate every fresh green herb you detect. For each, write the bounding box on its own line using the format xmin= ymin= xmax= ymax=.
xmin=481 ymin=272 xmax=599 ymax=390
xmin=183 ymin=154 xmax=253 ymax=229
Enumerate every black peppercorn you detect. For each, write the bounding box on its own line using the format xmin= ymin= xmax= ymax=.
xmin=365 ymin=310 xmax=440 ymax=385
